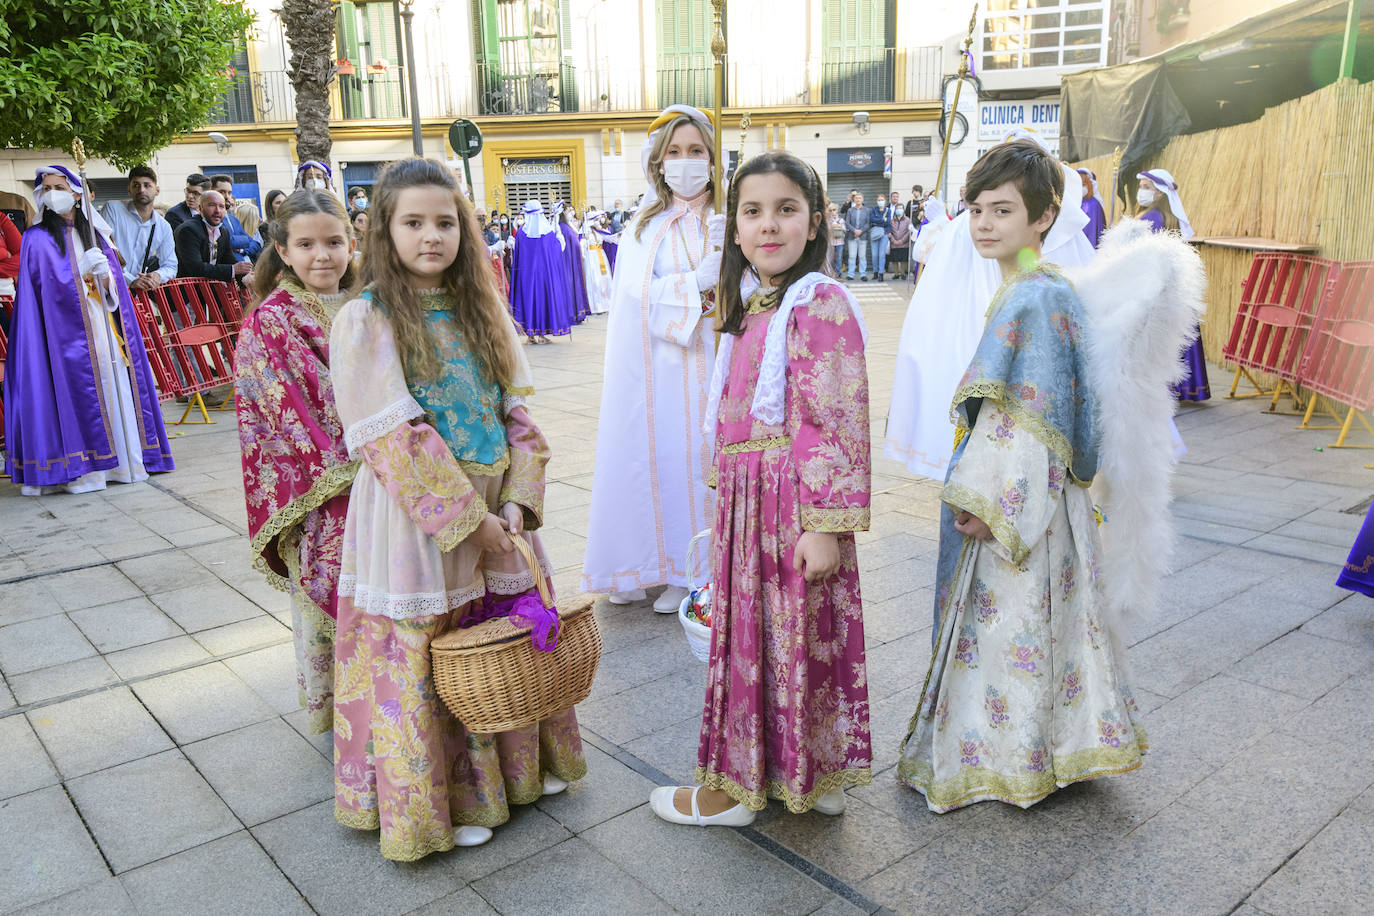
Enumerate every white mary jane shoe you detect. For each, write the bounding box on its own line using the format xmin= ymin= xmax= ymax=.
xmin=453 ymin=825 xmax=493 ymax=847
xmin=811 ymin=787 xmax=847 ymax=816
xmin=542 ymin=774 xmax=569 ymax=796
xmin=653 ymin=586 xmax=690 ymax=613
xmin=648 ymin=786 xmax=756 ymax=827
xmin=608 ymin=588 xmax=647 ymax=605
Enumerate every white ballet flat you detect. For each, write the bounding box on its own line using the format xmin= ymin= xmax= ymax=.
xmin=453 ymin=825 xmax=493 ymax=847
xmin=542 ymin=774 xmax=569 ymax=796
xmin=653 ymin=586 xmax=690 ymax=613
xmin=648 ymin=786 xmax=756 ymax=827
xmin=608 ymin=589 xmax=647 ymax=605
xmin=811 ymin=787 xmax=847 ymax=816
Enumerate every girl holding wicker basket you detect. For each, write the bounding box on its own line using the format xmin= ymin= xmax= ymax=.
xmin=649 ymin=151 xmax=874 ymax=827
xmin=328 ymin=158 xmax=586 ymax=861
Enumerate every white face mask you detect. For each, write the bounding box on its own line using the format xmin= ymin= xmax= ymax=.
xmin=45 ymin=189 xmax=76 ymax=215
xmin=662 ymin=159 xmax=710 ymax=198
xmin=1136 ymin=187 xmax=1157 ymax=207
xmin=307 ymin=178 xmax=326 ymax=191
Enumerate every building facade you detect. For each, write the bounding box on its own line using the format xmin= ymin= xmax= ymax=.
xmin=1 ymin=0 xmax=965 ymax=216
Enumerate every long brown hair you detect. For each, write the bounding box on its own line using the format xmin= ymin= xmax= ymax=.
xmin=363 ymin=157 xmax=518 ymax=388
xmin=251 ymin=189 xmax=357 ymax=306
xmin=632 ymin=116 xmax=714 ymax=241
xmin=717 ymin=151 xmax=831 ymax=336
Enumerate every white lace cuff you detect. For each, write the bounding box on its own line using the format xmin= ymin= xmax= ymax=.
xmin=340 ymin=576 xmax=488 ymax=620
xmin=344 ymin=396 xmax=424 ymax=458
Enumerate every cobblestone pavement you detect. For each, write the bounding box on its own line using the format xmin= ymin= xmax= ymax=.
xmin=2 ymin=278 xmax=1371 ymax=915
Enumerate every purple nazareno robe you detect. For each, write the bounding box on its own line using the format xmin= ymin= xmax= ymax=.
xmin=559 ymin=223 xmax=591 ymax=324
xmin=1142 ymin=209 xmax=1210 ymax=401
xmin=1338 ymin=504 xmax=1374 ymax=598
xmin=3 ymin=224 xmax=173 ymax=486
xmin=1081 ymin=196 xmax=1107 ymax=249
xmin=592 ymin=227 xmax=618 ymax=275
xmin=508 ymin=228 xmax=573 ymax=338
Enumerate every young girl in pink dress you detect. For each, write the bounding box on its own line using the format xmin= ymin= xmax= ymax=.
xmin=649 ymin=151 xmax=873 ymax=826
xmin=328 ymin=158 xmax=585 ymax=861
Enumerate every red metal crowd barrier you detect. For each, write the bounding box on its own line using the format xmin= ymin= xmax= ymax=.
xmin=133 ymin=278 xmax=241 ymax=425
xmin=1221 ymin=252 xmax=1341 ymax=410
xmin=1297 ymin=260 xmax=1374 ymax=449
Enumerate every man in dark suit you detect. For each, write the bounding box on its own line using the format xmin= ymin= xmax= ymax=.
xmin=165 ymin=173 xmax=211 ymax=233
xmin=175 ymin=190 xmax=251 ymax=283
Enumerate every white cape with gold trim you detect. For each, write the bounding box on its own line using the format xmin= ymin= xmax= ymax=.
xmin=582 ymin=197 xmax=716 ymax=593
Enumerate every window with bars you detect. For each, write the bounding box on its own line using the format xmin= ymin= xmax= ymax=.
xmin=821 ymin=0 xmax=896 ymax=105
xmin=981 ymin=0 xmax=1108 ymax=71
xmin=337 ymin=0 xmax=406 ymax=120
xmin=656 ymin=0 xmax=714 ymax=109
xmin=473 ymin=0 xmax=577 ymax=115
xmin=209 ymin=46 xmax=254 ymax=125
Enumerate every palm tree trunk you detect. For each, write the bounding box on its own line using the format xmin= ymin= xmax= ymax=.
xmin=282 ymin=0 xmax=335 ymax=164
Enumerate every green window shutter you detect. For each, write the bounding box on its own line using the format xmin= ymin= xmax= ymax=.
xmin=362 ymin=1 xmax=404 ymax=118
xmin=656 ymin=0 xmax=710 ymax=108
xmin=822 ymin=0 xmax=892 ymax=104
xmin=336 ymin=2 xmax=363 ymax=118
xmin=558 ymin=0 xmax=577 ymax=111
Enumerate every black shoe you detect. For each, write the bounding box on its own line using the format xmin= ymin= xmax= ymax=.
xmin=860 ymin=275 xmax=869 ymax=281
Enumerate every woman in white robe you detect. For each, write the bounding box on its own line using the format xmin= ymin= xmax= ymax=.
xmin=579 ymin=210 xmax=613 ymax=315
xmin=582 ymin=104 xmax=722 ymax=611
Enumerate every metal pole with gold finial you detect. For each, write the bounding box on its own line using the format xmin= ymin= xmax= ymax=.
xmin=935 ymin=4 xmax=978 ymax=201
xmin=710 ymin=0 xmax=727 ymax=212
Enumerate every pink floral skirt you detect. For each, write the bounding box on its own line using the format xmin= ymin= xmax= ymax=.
xmin=333 ymin=594 xmax=586 ymax=861
xmin=696 ymin=445 xmax=872 ymax=812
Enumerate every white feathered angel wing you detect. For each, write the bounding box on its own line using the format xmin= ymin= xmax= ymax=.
xmin=1066 ymin=220 xmax=1206 ymax=641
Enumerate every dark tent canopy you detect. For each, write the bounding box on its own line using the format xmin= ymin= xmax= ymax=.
xmin=1062 ymin=0 xmax=1374 ymax=190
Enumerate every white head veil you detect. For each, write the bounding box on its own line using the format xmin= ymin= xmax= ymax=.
xmin=33 ymin=164 xmax=116 ymax=246
xmin=520 ymin=199 xmax=554 ymax=238
xmin=639 ymin=104 xmax=716 ymax=207
xmin=1136 ymin=169 xmax=1194 ymax=240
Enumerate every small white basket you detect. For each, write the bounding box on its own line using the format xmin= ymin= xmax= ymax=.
xmin=678 ymin=529 xmax=712 ymax=663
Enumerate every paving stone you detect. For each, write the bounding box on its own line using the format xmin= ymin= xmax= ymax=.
xmin=132 ymin=662 xmax=278 ymax=744
xmin=283 ymin=708 xmax=335 ymax=759
xmin=0 ymin=578 xmax=63 ymax=626
xmin=68 ymin=597 xmax=184 ymax=653
xmin=10 ymin=656 xmax=121 ymax=706
xmin=0 ymin=614 xmax=97 ymax=675
xmin=191 ymin=614 xmax=291 ymax=656
xmin=14 ymin=877 xmax=136 ymax=916
xmin=163 ymin=524 xmax=239 ymax=548
xmin=534 ymin=743 xmax=656 ymax=834
xmin=446 ymin=803 xmax=572 ymax=884
xmin=105 ymin=634 xmax=213 ymax=680
xmin=587 ymin=632 xmax=699 ymax=699
xmin=1300 ymin=597 xmax=1374 ymax=651
xmin=1228 ymin=630 xmax=1371 ymax=699
xmin=28 ymin=686 xmax=173 ymax=779
xmin=119 ymin=830 xmax=311 ymax=916
xmin=149 ymin=581 xmax=266 ymax=632
xmin=1147 ymin=675 xmax=1308 ymax=768
xmin=1278 ymin=669 xmax=1374 ymax=754
xmin=184 ymin=719 xmax=332 ymax=826
xmin=474 ymin=835 xmax=673 ymax=915
xmin=0 ymin=714 xmax=60 ymax=799
xmin=252 ymin=800 xmax=461 ymax=916
xmin=94 ymin=535 xmax=174 ymax=563
xmin=43 ymin=564 xmax=144 ymax=610
xmin=754 ymin=792 xmax=922 ymax=885
xmin=574 ymin=668 xmax=707 ymax=745
xmin=402 ymin=887 xmax=500 ymax=916
xmin=0 ymin=786 xmax=111 ymax=911
xmin=223 ymin=642 xmax=304 ymax=716
xmin=115 ymin=551 xmax=219 ymax=595
xmin=67 ymin=749 xmax=240 ymax=873
xmin=622 ymin=714 xmax=704 ymax=785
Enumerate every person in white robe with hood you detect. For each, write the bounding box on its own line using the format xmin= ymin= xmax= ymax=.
xmin=582 ymin=104 xmax=723 ymax=611
xmin=884 ymin=128 xmax=1096 ymax=481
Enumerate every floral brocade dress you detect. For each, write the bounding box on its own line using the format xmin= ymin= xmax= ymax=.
xmin=696 ymin=283 xmax=873 ymax=812
xmin=328 ymin=289 xmax=585 ymax=862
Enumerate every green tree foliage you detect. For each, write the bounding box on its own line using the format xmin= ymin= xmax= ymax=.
xmin=0 ymin=0 xmax=256 ymax=169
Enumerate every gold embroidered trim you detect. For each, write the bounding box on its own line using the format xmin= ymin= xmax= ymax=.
xmin=248 ymin=461 xmax=360 ymax=592
xmin=721 ymin=435 xmax=791 ymax=455
xmin=801 ymin=505 xmax=871 ymax=533
xmin=694 ymin=766 xmax=873 ymax=813
xmin=277 ymin=530 xmax=337 ymax=641
xmin=458 ymin=451 xmax=510 ymax=477
xmin=507 ymin=385 xmax=535 ymax=397
xmin=950 ymin=378 xmax=1093 ymax=486
xmin=941 ymin=481 xmax=1030 ymax=565
xmin=744 ymin=290 xmax=781 ymax=315
xmin=895 ymin=733 xmax=1147 ymax=812
xmin=706 ymin=465 xmax=718 ymax=489
xmin=334 ymin=804 xmax=380 ymax=831
xmin=433 ymin=494 xmax=489 ymax=553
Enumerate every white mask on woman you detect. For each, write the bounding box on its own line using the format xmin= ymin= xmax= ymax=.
xmin=662 ymin=159 xmax=710 ymax=199
xmin=1136 ymin=187 xmax=1157 ymax=207
xmin=307 ymin=178 xmax=326 ymax=191
xmin=45 ymin=189 xmax=76 ymax=215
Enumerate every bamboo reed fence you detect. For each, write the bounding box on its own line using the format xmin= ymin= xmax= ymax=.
xmin=1070 ymin=78 xmax=1374 ymax=360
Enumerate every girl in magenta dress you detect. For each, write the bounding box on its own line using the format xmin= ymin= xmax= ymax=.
xmin=649 ymin=151 xmax=872 ymax=827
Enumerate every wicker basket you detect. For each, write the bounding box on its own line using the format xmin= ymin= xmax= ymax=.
xmin=431 ymin=534 xmax=601 ymax=733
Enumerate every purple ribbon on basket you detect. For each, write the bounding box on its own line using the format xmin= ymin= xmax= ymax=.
xmin=509 ymin=594 xmax=560 ymax=652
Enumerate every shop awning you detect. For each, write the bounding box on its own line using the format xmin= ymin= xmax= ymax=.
xmin=1061 ymin=0 xmax=1374 ymax=170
